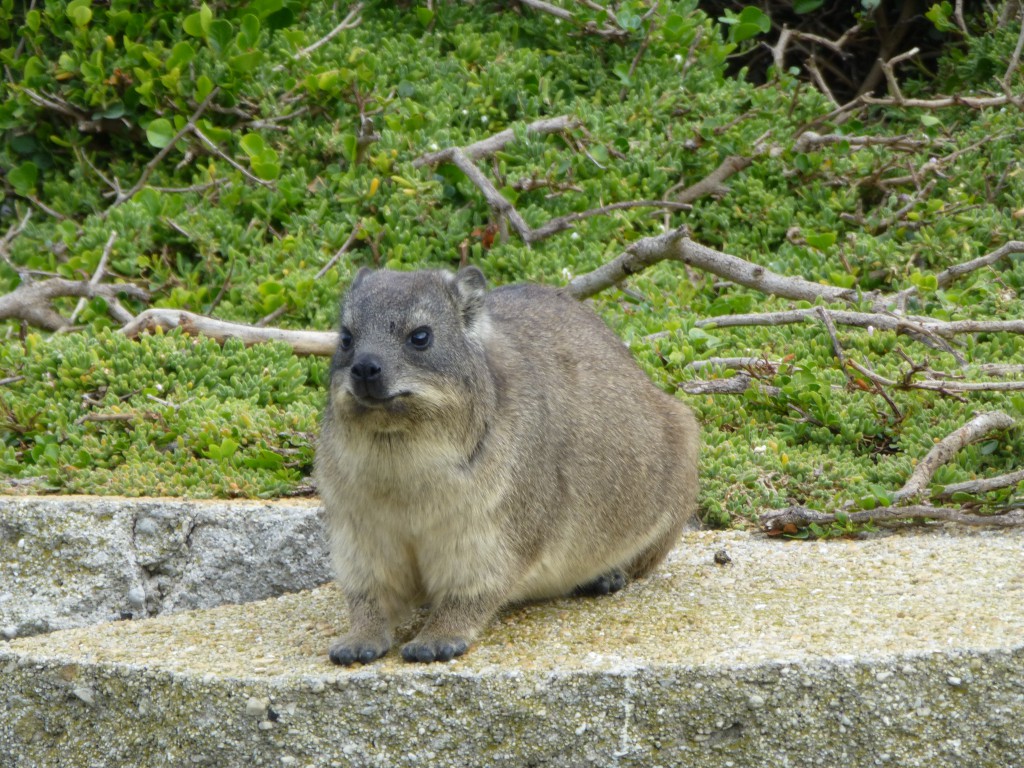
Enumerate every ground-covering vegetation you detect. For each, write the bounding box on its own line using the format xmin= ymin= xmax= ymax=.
xmin=2 ymin=0 xmax=1023 ymax=533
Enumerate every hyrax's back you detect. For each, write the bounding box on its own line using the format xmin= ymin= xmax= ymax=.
xmin=482 ymin=283 xmax=699 ymax=599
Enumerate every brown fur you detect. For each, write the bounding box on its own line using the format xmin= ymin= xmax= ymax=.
xmin=315 ymin=267 xmax=699 ymax=664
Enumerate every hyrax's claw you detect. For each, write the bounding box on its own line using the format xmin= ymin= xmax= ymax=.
xmin=401 ymin=638 xmax=469 ymax=664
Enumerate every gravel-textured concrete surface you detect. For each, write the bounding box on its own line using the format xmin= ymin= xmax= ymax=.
xmin=3 ymin=525 xmax=1023 ymax=767
xmin=0 ymin=497 xmax=330 ymax=639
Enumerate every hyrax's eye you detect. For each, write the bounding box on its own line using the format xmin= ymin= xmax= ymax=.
xmin=339 ymin=328 xmax=354 ymax=351
xmin=408 ymin=326 xmax=433 ymax=350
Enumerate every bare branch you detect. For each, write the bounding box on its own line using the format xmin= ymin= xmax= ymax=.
xmin=816 ymin=306 xmax=848 ymax=373
xmin=762 ymin=504 xmax=1024 ymax=531
xmin=677 ymin=372 xmax=780 ymax=397
xmin=316 ymin=222 xmax=363 ymax=279
xmin=191 ymin=124 xmax=274 ymax=188
xmin=109 ymin=87 xmax=220 ymax=210
xmin=896 ymin=411 xmax=1016 ymax=501
xmin=761 ymin=411 xmax=1019 ymax=533
xmin=1003 ymin=6 xmax=1024 ymax=90
xmin=936 ymin=469 xmax=1024 ymax=500
xmin=793 ymin=131 xmax=928 ymax=153
xmin=273 ymin=3 xmax=363 ymax=71
xmin=0 ymin=209 xmax=32 ymax=267
xmin=971 ymin=363 xmax=1024 ymax=378
xmin=849 ymin=360 xmax=1024 ymax=394
xmin=0 ymin=278 xmax=149 ymax=331
xmin=861 ymin=92 xmax=1022 ymax=110
xmin=684 ymin=356 xmax=782 ymax=372
xmin=414 ymin=115 xmax=578 ymax=167
xmin=697 ymin=308 xmax=1024 ymax=341
xmin=567 ymin=228 xmax=864 ymax=303
xmin=424 ymin=147 xmax=534 ymax=243
xmin=119 ymin=309 xmax=337 ymax=356
xmin=669 ymin=154 xmax=754 ymax=204
xmin=527 ymin=200 xmax=690 ymax=241
xmin=65 ymin=230 xmax=118 ymax=327
xmin=516 ymin=0 xmax=631 ymax=39
xmin=878 ymin=47 xmax=920 ymax=102
xmin=935 ymin=240 xmax=1024 ymax=288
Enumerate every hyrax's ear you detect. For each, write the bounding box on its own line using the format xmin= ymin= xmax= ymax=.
xmin=349 ymin=267 xmax=373 ymax=292
xmin=453 ymin=266 xmax=487 ymax=327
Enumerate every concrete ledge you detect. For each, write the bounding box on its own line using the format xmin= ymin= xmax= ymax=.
xmin=3 ymin=526 xmax=1024 ymax=766
xmin=0 ymin=497 xmax=330 ymax=638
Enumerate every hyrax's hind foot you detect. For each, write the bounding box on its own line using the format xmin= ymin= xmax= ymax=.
xmin=573 ymin=568 xmax=627 ymax=597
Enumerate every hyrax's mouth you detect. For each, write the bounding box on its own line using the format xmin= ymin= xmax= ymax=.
xmin=349 ymin=391 xmax=412 ymax=413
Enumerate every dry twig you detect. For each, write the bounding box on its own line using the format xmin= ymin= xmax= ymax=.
xmin=676 ymin=372 xmax=780 ymax=397
xmin=0 ymin=278 xmax=149 ymax=332
xmin=848 ymin=360 xmax=1024 ymax=394
xmin=761 ymin=411 xmax=1022 ymax=533
xmin=696 ymin=308 xmax=1024 ymax=341
xmin=567 ymin=227 xmax=864 ymax=303
xmin=416 ymin=121 xmax=685 ymax=246
xmin=515 ymin=0 xmax=632 ymax=39
xmin=413 ymin=115 xmax=578 ymax=167
xmin=65 ymin=231 xmax=119 ymax=327
xmin=762 ymin=504 xmax=1024 ymax=530
xmin=273 ymin=3 xmax=363 ymax=71
xmin=119 ymin=309 xmax=337 ymax=356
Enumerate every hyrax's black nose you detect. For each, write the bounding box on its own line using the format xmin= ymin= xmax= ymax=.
xmin=350 ymin=355 xmax=386 ymax=399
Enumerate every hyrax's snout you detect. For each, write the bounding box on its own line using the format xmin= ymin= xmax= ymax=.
xmin=350 ymin=354 xmax=387 ymax=400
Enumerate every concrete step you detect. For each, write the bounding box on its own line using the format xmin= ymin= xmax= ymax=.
xmin=2 ymin=521 xmax=1023 ymax=767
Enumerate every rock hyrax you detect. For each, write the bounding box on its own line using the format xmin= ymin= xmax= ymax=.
xmin=316 ymin=266 xmax=699 ymax=664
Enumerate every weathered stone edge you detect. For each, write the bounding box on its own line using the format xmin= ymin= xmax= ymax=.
xmin=2 ymin=644 xmax=1022 ymax=768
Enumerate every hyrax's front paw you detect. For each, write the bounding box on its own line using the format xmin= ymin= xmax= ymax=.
xmin=400 ymin=636 xmax=469 ymax=663
xmin=328 ymin=634 xmax=390 ymax=666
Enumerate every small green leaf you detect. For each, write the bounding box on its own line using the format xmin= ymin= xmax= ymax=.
xmin=166 ymin=41 xmax=196 ymax=71
xmin=146 ymin=118 xmax=176 ymax=149
xmin=23 ymin=56 xmax=46 ymax=85
xmin=909 ymin=271 xmax=939 ymax=291
xmin=979 ymin=440 xmax=999 ymax=455
xmin=250 ymin=155 xmax=281 ymax=181
xmin=415 ymin=7 xmax=435 ymax=26
xmin=9 ymin=162 xmax=39 ymax=196
xmin=615 ymin=10 xmax=642 ymax=31
xmin=93 ymin=104 xmax=126 ymax=120
xmin=239 ymin=14 xmax=261 ymax=47
xmin=204 ymin=437 xmax=239 ymax=462
xmin=66 ymin=0 xmax=93 ymax=27
xmin=229 ymin=51 xmax=263 ymax=72
xmin=239 ymin=133 xmax=267 ymax=157
xmin=805 ymin=231 xmax=837 ymax=250
xmin=339 ymin=132 xmax=358 ymax=164
xmin=195 ymin=75 xmax=215 ymax=102
xmin=662 ymin=13 xmax=689 ymax=42
xmin=183 ymin=3 xmax=212 ymax=37
xmin=266 ymin=7 xmax=296 ymax=29
xmin=209 ymin=20 xmax=234 ymax=53
xmin=920 ymin=114 xmax=941 ymax=127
